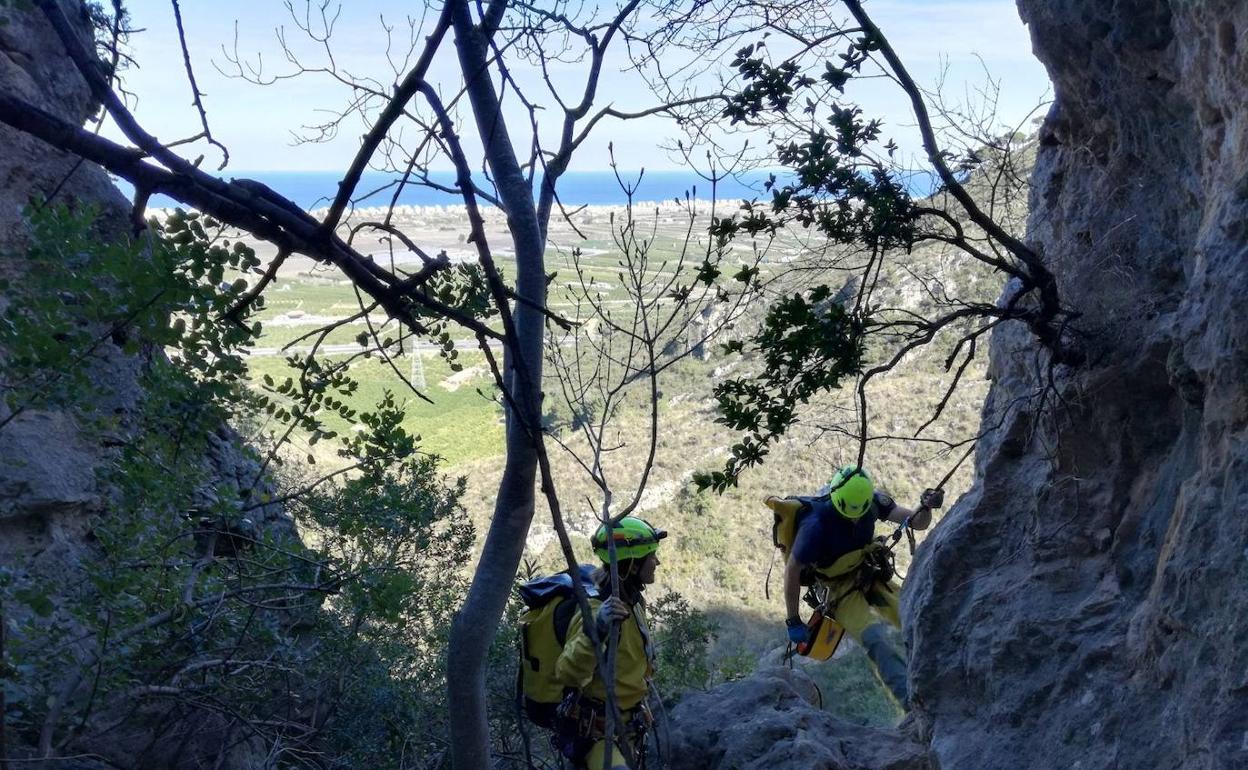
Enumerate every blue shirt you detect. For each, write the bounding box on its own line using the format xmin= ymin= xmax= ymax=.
xmin=790 ymin=491 xmax=897 ymax=568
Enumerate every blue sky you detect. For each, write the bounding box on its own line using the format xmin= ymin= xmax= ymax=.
xmin=105 ymin=1 xmax=1051 ymax=173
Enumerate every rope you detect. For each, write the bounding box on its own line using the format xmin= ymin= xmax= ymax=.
xmin=888 ymin=441 xmax=977 ymax=553
xmin=763 ymin=546 xmax=777 ymax=601
xmin=646 ymin=681 xmax=670 ymax=769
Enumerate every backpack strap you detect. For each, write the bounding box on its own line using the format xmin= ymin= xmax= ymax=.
xmin=553 ymin=581 xmax=606 ymax=646
xmin=552 ymin=594 xmax=580 ymax=646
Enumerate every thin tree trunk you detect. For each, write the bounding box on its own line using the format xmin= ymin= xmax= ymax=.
xmin=445 ymin=2 xmax=550 ymax=768
xmin=446 ymin=456 xmax=540 ymax=770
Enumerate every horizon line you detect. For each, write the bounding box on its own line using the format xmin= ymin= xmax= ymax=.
xmin=206 ymin=168 xmax=784 ymax=175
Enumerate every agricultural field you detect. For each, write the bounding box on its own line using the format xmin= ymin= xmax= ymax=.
xmin=233 ymin=198 xmax=790 ymax=462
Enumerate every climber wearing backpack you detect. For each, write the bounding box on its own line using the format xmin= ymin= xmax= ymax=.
xmin=767 ymin=465 xmax=943 ymax=706
xmin=516 ymin=516 xmax=666 ymax=769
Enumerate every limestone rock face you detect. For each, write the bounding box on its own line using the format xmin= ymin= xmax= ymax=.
xmin=0 ymin=0 xmax=128 ymax=247
xmin=667 ymin=667 xmax=929 ymax=770
xmin=903 ymin=2 xmax=1248 ymax=768
xmin=0 ymin=0 xmax=130 ymax=568
xmin=0 ymin=1 xmax=291 ymax=566
xmin=0 ymin=4 xmax=292 ymax=767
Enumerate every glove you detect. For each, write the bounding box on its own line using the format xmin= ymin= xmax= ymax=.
xmin=920 ymin=488 xmax=944 ymax=510
xmin=595 ymin=596 xmax=630 ymax=637
xmin=785 ymin=616 xmax=808 ymax=645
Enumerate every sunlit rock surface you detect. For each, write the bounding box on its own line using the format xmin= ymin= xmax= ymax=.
xmin=0 ymin=1 xmax=127 ymax=246
xmin=0 ymin=0 xmax=132 ymax=565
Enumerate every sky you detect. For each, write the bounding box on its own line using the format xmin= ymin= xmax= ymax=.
xmin=104 ymin=1 xmax=1052 ymax=173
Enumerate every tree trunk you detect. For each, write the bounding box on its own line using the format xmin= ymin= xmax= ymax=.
xmin=445 ymin=3 xmax=550 ymax=768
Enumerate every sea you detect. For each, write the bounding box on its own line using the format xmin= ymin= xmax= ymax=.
xmin=121 ymin=169 xmax=792 ymax=213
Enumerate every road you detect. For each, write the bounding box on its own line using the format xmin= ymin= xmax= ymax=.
xmin=247 ymin=338 xmax=504 ymax=358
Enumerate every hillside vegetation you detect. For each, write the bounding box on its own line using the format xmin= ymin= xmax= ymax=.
xmin=221 ymin=144 xmax=1032 ymax=722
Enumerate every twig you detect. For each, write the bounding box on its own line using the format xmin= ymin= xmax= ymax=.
xmin=0 ymin=49 xmax=502 ymax=344
xmin=913 ymin=331 xmax=981 ymax=437
xmin=170 ymin=0 xmax=230 ymax=169
xmin=350 ymin=282 xmax=434 ymax=404
xmin=842 ymin=0 xmax=1077 ymax=363
xmin=319 ymin=3 xmax=454 ymax=231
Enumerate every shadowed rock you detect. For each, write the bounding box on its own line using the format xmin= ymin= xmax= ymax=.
xmin=668 ymin=667 xmax=929 ymax=770
xmin=901 ymin=2 xmax=1248 ymax=768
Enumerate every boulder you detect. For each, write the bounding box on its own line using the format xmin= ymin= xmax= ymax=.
xmin=668 ymin=667 xmax=928 ymax=770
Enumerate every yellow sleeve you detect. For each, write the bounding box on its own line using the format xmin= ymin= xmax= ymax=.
xmin=555 ymin=598 xmax=602 ymax=689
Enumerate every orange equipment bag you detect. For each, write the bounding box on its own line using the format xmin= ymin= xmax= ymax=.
xmin=795 ymin=610 xmax=845 ymax=661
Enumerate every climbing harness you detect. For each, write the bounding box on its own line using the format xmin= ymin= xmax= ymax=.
xmin=554 ymin=690 xmax=652 ymax=769
xmin=778 ymin=445 xmax=976 ymax=662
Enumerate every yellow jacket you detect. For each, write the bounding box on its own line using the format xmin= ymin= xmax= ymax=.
xmin=555 ymin=596 xmax=653 ymax=710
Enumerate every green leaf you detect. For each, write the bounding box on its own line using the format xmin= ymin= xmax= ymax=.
xmin=15 ymin=587 xmax=55 ymax=617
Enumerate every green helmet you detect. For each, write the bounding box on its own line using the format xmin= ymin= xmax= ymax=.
xmin=591 ymin=517 xmax=667 ymax=563
xmin=828 ymin=465 xmax=874 ymax=519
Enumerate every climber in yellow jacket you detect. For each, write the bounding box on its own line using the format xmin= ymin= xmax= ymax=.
xmin=554 ymin=516 xmax=665 ymax=769
xmin=774 ymin=465 xmax=942 ymax=706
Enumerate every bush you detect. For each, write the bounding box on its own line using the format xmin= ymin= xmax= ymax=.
xmin=649 ymin=590 xmax=718 ymax=701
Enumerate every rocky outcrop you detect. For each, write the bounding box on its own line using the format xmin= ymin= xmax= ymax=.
xmin=0 ymin=1 xmax=291 ymax=567
xmin=0 ymin=1 xmax=132 ymax=565
xmin=0 ymin=0 xmax=128 ymax=247
xmin=668 ymin=667 xmax=928 ymax=770
xmin=903 ymin=2 xmax=1248 ymax=768
xmin=0 ymin=4 xmax=295 ymax=766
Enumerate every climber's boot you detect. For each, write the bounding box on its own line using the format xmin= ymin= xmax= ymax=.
xmin=861 ymin=623 xmax=909 ymax=707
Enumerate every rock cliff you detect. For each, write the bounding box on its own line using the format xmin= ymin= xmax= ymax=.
xmin=669 ymin=2 xmax=1247 ymax=768
xmin=0 ymin=0 xmax=131 ymax=569
xmin=903 ymin=1 xmax=1248 ymax=768
xmin=0 ymin=1 xmax=126 ymax=247
xmin=0 ymin=0 xmax=290 ymax=572
xmin=0 ymin=3 xmax=294 ymax=766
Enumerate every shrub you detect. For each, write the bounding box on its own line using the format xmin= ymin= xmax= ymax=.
xmin=649 ymin=590 xmax=718 ymax=701
xmin=0 ymin=206 xmax=473 ymax=767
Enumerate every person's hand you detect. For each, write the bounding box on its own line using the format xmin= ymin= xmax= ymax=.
xmin=920 ymin=488 xmax=944 ymax=510
xmin=595 ymin=596 xmax=630 ymax=636
xmin=785 ymin=616 xmax=808 ymax=645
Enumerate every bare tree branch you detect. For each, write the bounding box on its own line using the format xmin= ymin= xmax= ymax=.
xmin=169 ymin=0 xmax=229 ymax=169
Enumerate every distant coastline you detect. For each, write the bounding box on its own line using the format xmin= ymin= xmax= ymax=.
xmin=116 ymin=169 xmax=784 ymax=212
